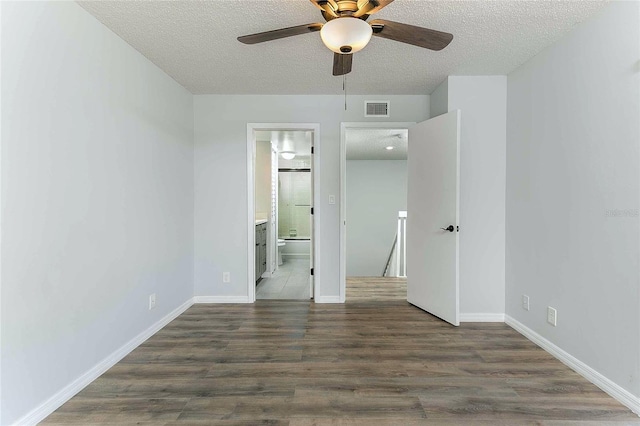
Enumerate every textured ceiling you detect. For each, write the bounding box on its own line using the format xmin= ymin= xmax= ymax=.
xmin=346 ymin=128 xmax=408 ymax=160
xmin=78 ymin=0 xmax=607 ymax=95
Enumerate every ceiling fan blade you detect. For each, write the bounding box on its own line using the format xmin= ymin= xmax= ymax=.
xmin=309 ymin=0 xmax=339 ymax=18
xmin=238 ymin=23 xmax=323 ymax=45
xmin=353 ymin=0 xmax=394 ymax=18
xmin=370 ymin=19 xmax=453 ymax=51
xmin=333 ymin=53 xmax=353 ymax=76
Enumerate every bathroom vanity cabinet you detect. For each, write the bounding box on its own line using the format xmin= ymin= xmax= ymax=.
xmin=255 ymin=222 xmax=267 ymax=282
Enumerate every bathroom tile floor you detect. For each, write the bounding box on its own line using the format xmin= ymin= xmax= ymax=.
xmin=256 ymin=258 xmax=311 ymax=300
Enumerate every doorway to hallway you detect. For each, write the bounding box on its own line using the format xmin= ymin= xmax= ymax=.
xmin=340 ymin=124 xmax=412 ymax=303
xmin=339 ymin=112 xmax=461 ymax=327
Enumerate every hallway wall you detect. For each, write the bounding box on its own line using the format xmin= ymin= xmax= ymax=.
xmin=346 ymin=160 xmax=407 ymax=276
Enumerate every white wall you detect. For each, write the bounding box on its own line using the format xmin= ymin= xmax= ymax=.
xmin=1 ymin=2 xmax=194 ymax=424
xmin=281 ymin=240 xmax=311 ymax=258
xmin=506 ymin=0 xmax=640 ymax=399
xmin=447 ymin=76 xmax=507 ymax=316
xmin=194 ymin=95 xmax=429 ymax=300
xmin=346 ymin=160 xmax=407 ymax=276
xmin=430 ymin=78 xmax=448 ymax=118
xmin=255 ymin=140 xmax=271 ymax=220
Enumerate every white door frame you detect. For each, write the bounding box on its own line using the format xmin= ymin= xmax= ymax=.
xmin=247 ymin=123 xmax=321 ymax=302
xmin=339 ymin=122 xmax=415 ymax=302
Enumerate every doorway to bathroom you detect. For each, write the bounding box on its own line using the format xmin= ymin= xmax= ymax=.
xmin=247 ymin=123 xmax=319 ymax=302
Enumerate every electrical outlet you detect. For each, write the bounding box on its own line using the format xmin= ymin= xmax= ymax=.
xmin=223 ymin=272 xmax=231 ymax=283
xmin=149 ymin=293 xmax=156 ymax=310
xmin=547 ymin=306 xmax=557 ymax=326
xmin=522 ymin=295 xmax=530 ymax=311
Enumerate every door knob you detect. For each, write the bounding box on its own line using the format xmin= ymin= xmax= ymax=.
xmin=441 ymin=225 xmax=455 ymax=232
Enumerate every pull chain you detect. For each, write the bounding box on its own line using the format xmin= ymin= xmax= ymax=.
xmin=343 ymin=74 xmax=347 ymax=111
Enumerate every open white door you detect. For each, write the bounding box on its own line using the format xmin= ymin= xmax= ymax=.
xmin=407 ymin=110 xmax=461 ymax=326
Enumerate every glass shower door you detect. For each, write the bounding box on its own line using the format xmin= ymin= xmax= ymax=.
xmin=278 ymin=170 xmax=311 ymax=240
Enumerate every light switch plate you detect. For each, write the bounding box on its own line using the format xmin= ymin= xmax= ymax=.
xmin=329 ymin=195 xmax=336 ymax=205
xmin=547 ymin=306 xmax=557 ymax=326
xmin=522 ymin=295 xmax=530 ymax=311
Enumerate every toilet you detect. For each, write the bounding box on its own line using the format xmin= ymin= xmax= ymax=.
xmin=277 ymin=239 xmax=286 ymax=266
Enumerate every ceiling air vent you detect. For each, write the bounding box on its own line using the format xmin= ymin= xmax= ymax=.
xmin=364 ymin=101 xmax=390 ymax=117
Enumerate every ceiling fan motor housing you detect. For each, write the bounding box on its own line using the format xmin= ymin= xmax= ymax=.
xmin=319 ymin=0 xmax=359 ymax=16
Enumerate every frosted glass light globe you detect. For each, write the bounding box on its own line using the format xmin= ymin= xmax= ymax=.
xmin=320 ymin=17 xmax=373 ymax=54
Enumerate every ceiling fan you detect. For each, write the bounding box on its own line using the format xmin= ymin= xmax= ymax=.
xmin=237 ymin=0 xmax=453 ymax=76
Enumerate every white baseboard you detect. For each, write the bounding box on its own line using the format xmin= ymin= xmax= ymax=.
xmin=460 ymin=313 xmax=505 ymax=322
xmin=505 ymin=315 xmax=640 ymax=416
xmin=314 ymin=296 xmax=342 ymax=303
xmin=194 ymin=295 xmax=251 ymax=303
xmin=15 ymin=297 xmax=195 ymax=426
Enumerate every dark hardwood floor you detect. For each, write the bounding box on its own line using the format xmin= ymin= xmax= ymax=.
xmin=42 ymin=279 xmax=639 ymax=425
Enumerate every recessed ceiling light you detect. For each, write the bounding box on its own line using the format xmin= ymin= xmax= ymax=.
xmin=385 ymin=146 xmax=394 ymax=150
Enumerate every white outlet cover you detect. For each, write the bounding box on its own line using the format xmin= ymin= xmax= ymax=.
xmin=149 ymin=293 xmax=156 ymax=310
xmin=522 ymin=295 xmax=530 ymax=311
xmin=223 ymin=272 xmax=230 ymax=283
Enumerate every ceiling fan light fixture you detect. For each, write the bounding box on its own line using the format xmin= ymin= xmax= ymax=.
xmin=320 ymin=17 xmax=372 ymax=54
xmin=280 ymin=151 xmax=296 ymax=160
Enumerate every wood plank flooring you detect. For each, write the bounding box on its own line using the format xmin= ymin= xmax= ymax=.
xmin=346 ymin=276 xmax=407 ymax=301
xmin=42 ymin=280 xmax=639 ymax=425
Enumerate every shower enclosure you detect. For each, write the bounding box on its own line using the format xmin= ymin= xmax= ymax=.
xmin=278 ymin=169 xmax=311 ymax=240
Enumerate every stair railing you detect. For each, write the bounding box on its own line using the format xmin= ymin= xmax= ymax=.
xmin=383 ymin=211 xmax=407 ymax=277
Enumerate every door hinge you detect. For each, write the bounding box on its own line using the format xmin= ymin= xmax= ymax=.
xmin=311 ymin=207 xmax=314 ymax=215
xmin=310 ymin=268 xmax=314 ymax=276
xmin=311 ymin=146 xmax=314 ymax=154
